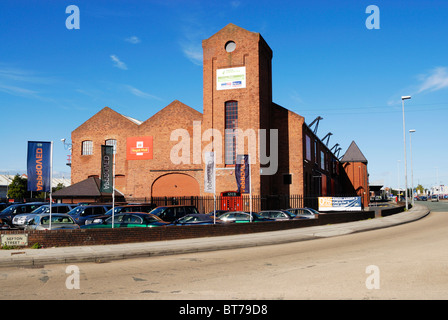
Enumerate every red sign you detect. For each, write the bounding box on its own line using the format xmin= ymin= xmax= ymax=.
xmin=126 ymin=136 xmax=153 ymax=160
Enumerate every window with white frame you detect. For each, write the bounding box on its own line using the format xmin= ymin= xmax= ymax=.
xmin=81 ymin=140 xmax=93 ymax=155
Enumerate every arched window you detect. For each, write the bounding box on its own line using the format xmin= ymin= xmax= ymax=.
xmin=81 ymin=140 xmax=93 ymax=155
xmin=105 ymin=139 xmax=117 ymax=154
xmin=225 ymin=101 xmax=238 ymax=165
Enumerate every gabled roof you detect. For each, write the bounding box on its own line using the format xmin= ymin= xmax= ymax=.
xmin=140 ymin=100 xmax=202 ymax=127
xmin=340 ymin=141 xmax=368 ymax=163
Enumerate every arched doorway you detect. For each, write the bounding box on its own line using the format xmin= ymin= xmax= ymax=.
xmin=151 ymin=173 xmax=200 ymax=197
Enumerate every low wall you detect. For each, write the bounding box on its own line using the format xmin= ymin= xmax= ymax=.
xmin=0 ymin=210 xmax=379 ymax=248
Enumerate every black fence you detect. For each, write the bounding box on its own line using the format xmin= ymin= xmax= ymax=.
xmin=129 ymin=194 xmax=319 ymax=214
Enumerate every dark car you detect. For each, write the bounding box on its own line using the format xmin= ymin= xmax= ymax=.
xmin=0 ymin=202 xmax=47 ymax=226
xmin=218 ymin=211 xmax=273 ymax=223
xmin=149 ymin=205 xmax=199 ymax=222
xmin=206 ymin=210 xmax=229 ymax=218
xmin=81 ymin=213 xmax=168 ymax=229
xmin=67 ymin=204 xmax=112 ymax=225
xmin=12 ymin=203 xmax=77 ymax=229
xmin=83 ymin=204 xmax=158 ymax=225
xmin=170 ymin=213 xmax=222 ymax=226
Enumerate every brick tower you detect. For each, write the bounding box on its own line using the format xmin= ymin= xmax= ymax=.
xmin=202 ymin=23 xmax=273 ymax=195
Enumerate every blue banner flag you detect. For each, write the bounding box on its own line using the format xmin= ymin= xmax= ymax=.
xmin=27 ymin=141 xmax=52 ymax=192
xmin=235 ymin=154 xmax=250 ymax=194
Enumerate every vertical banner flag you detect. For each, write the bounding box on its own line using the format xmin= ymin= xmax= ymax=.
xmin=27 ymin=141 xmax=52 ymax=192
xmin=100 ymin=145 xmax=114 ymax=193
xmin=204 ymin=152 xmax=215 ymax=193
xmin=235 ymin=154 xmax=250 ymax=194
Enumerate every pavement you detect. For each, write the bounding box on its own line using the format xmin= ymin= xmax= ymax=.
xmin=0 ymin=203 xmax=430 ymax=268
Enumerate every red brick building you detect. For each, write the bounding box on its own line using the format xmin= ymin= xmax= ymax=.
xmin=70 ymin=23 xmax=369 ymax=206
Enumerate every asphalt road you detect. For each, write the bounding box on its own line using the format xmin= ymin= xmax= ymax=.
xmin=0 ymin=201 xmax=446 ymax=300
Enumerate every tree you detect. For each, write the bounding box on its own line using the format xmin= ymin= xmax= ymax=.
xmin=7 ymin=174 xmax=29 ymax=200
xmin=416 ymin=184 xmax=425 ymax=194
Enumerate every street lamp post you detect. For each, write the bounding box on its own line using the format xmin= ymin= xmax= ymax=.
xmin=402 ymin=96 xmax=411 ymax=210
xmin=409 ymin=129 xmax=416 ymax=207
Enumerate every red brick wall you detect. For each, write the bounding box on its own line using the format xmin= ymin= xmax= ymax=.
xmin=71 ymin=101 xmax=203 ymax=200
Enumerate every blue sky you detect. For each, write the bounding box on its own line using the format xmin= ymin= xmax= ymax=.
xmin=0 ymin=0 xmax=447 ymax=190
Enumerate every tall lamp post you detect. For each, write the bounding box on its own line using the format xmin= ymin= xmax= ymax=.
xmin=401 ymin=95 xmax=411 ymax=210
xmin=409 ymin=129 xmax=416 ymax=207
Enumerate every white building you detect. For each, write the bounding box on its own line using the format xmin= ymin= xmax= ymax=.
xmin=0 ymin=174 xmax=71 ymax=199
xmin=430 ymin=185 xmax=448 ymax=198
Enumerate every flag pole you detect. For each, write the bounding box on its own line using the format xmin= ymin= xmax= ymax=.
xmin=249 ymin=154 xmax=252 ymax=222
xmin=213 ymin=152 xmax=216 ymax=225
xmin=112 ymin=148 xmax=116 ymax=228
xmin=49 ymin=141 xmax=53 ymax=230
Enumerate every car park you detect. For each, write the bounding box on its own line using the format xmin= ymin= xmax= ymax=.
xmin=170 ymin=213 xmax=222 ymax=225
xmin=149 ymin=205 xmax=199 ymax=222
xmin=67 ymin=204 xmax=112 ymax=225
xmin=81 ymin=213 xmax=168 ymax=229
xmin=0 ymin=202 xmax=47 ymax=227
xmin=104 ymin=204 xmax=157 ymax=216
xmin=84 ymin=204 xmax=158 ymax=225
xmin=12 ymin=203 xmax=77 ymax=229
xmin=286 ymin=208 xmax=319 ymax=219
xmin=24 ymin=213 xmax=80 ymax=230
xmin=258 ymin=210 xmax=296 ymax=221
xmin=218 ymin=211 xmax=273 ymax=223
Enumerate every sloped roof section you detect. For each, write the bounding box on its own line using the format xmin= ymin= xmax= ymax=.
xmin=53 ymin=177 xmax=122 ymax=198
xmin=340 ymin=141 xmax=368 ymax=163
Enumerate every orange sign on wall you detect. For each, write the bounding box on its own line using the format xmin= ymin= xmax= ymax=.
xmin=126 ymin=136 xmax=153 ymax=160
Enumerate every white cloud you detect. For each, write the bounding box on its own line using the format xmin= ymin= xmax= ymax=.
xmin=180 ymin=42 xmax=203 ymax=66
xmin=125 ymin=36 xmax=141 ymax=44
xmin=0 ymin=83 xmax=38 ymax=97
xmin=125 ymin=85 xmax=162 ymax=101
xmin=417 ymin=67 xmax=448 ymax=94
xmin=230 ymin=1 xmax=241 ymax=8
xmin=110 ymin=54 xmax=128 ymax=70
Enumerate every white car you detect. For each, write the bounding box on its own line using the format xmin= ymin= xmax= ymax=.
xmin=431 ymin=195 xmax=439 ymax=202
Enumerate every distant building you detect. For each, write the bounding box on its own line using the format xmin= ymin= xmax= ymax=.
xmin=0 ymin=174 xmax=70 ymax=199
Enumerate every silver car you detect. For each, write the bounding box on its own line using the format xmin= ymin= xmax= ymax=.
xmin=286 ymin=208 xmax=319 ymax=219
xmin=24 ymin=213 xmax=80 ymax=230
xmin=13 ymin=204 xmax=76 ymax=229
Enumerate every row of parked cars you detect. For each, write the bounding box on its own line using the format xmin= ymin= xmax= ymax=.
xmin=0 ymin=201 xmax=320 ymax=231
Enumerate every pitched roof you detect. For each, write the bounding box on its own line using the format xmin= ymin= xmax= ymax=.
xmin=53 ymin=177 xmax=122 ymax=198
xmin=340 ymin=141 xmax=368 ymax=163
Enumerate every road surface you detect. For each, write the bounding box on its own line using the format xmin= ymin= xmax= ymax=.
xmin=0 ymin=201 xmax=447 ymax=300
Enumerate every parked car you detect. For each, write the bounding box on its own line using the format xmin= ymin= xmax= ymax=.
xmin=258 ymin=210 xmax=296 ymax=221
xmin=149 ymin=205 xmax=199 ymax=222
xmin=170 ymin=213 xmax=222 ymax=226
xmin=24 ymin=213 xmax=80 ymax=230
xmin=286 ymin=208 xmax=319 ymax=219
xmin=0 ymin=202 xmax=47 ymax=227
xmin=206 ymin=210 xmax=229 ymax=218
xmin=419 ymin=195 xmax=428 ymax=201
xmin=218 ymin=211 xmax=273 ymax=223
xmin=106 ymin=204 xmax=157 ymax=215
xmin=431 ymin=195 xmax=439 ymax=202
xmin=12 ymin=204 xmax=77 ymax=229
xmin=81 ymin=213 xmax=168 ymax=229
xmin=0 ymin=219 xmax=11 ymax=230
xmin=67 ymin=204 xmax=112 ymax=225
